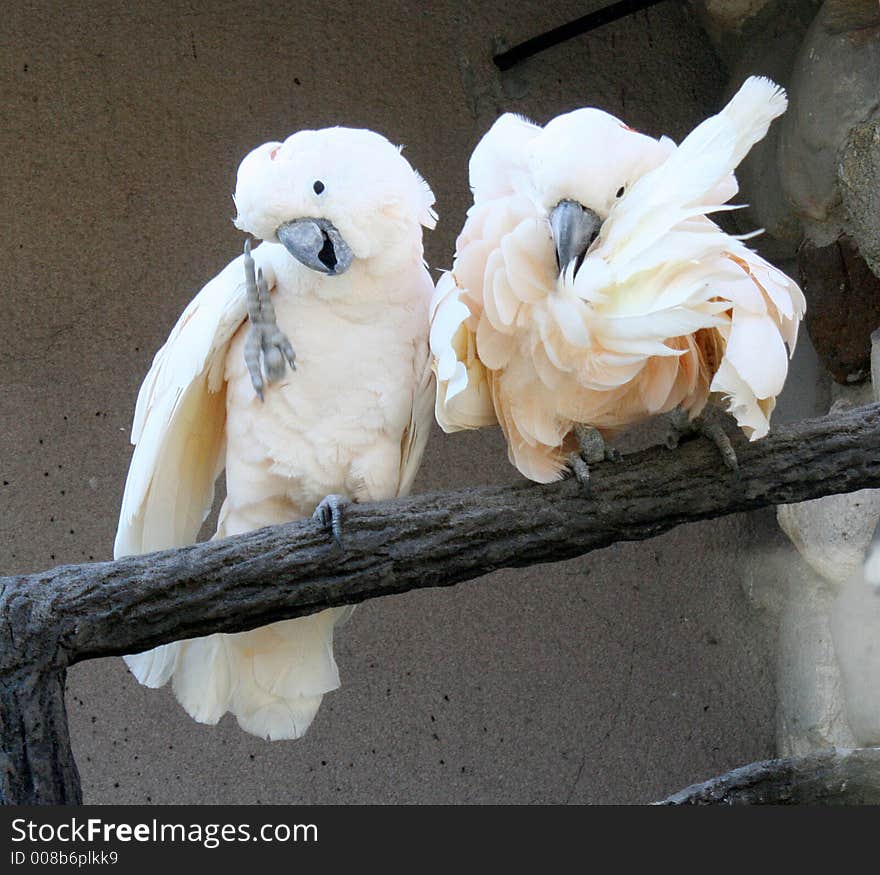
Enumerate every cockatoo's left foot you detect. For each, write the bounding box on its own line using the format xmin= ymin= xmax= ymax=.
xmin=568 ymin=424 xmax=620 ymax=495
xmin=312 ymin=494 xmax=348 ymax=548
xmin=243 ymin=239 xmax=297 ymax=401
xmin=664 ymin=408 xmax=738 ymax=471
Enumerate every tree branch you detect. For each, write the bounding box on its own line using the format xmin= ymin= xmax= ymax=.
xmin=659 ymin=746 xmax=880 ymax=804
xmin=5 ymin=402 xmax=880 ymax=665
xmin=0 ymin=668 xmax=80 ymax=805
xmin=2 ymin=402 xmax=880 ymax=803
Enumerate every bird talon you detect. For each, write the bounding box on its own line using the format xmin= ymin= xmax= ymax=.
xmin=574 ymin=424 xmax=607 ymax=465
xmin=313 ymin=494 xmax=348 ymax=548
xmin=244 ymin=329 xmax=265 ymax=401
xmin=243 ymin=240 xmax=297 ymax=400
xmin=664 ymin=408 xmax=739 ymax=470
xmin=567 ymin=452 xmax=592 ymax=496
xmin=262 ymin=344 xmax=286 ymax=382
xmin=702 ymin=422 xmax=739 ymax=471
xmin=566 ymin=425 xmax=616 ymax=496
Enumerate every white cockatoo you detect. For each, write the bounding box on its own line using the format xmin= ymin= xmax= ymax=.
xmin=431 ymin=77 xmax=806 ymax=484
xmin=115 ymin=127 xmax=437 ymax=740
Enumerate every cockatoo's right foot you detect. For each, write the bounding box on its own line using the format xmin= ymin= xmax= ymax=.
xmin=567 ymin=424 xmax=620 ymax=496
xmin=664 ymin=408 xmax=739 ymax=470
xmin=312 ymin=494 xmax=348 ymax=548
xmin=243 ymin=239 xmax=297 ymax=401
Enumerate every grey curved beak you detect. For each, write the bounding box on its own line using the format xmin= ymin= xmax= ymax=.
xmin=549 ymin=200 xmax=601 ymax=274
xmin=276 ymin=218 xmax=354 ymax=276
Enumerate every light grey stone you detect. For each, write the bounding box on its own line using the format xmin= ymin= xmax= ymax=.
xmin=831 ymin=570 xmax=880 ymax=745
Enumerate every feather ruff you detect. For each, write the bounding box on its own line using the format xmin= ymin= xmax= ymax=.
xmin=431 ymin=77 xmax=805 ymax=482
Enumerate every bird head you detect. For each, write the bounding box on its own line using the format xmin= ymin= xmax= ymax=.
xmin=470 ymin=109 xmax=673 ymax=275
xmin=233 ymin=127 xmax=437 ymax=275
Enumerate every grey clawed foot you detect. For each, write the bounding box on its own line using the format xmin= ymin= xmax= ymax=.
xmin=567 ymin=452 xmax=592 ymax=495
xmin=700 ymin=421 xmax=738 ymax=471
xmin=312 ymin=494 xmax=349 ymax=549
xmin=243 ymin=239 xmax=297 ymax=402
xmin=664 ymin=408 xmax=687 ymax=451
xmin=665 ymin=407 xmax=738 ymax=471
xmin=568 ymin=424 xmax=618 ymax=496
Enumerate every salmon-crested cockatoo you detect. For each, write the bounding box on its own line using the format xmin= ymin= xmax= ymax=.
xmin=430 ymin=77 xmax=805 ymax=485
xmin=115 ymin=127 xmax=437 ymax=740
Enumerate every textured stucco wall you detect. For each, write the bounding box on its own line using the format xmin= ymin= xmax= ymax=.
xmin=0 ymin=0 xmax=811 ymax=803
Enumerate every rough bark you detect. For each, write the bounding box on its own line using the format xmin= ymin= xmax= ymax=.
xmin=3 ymin=402 xmax=880 ymax=804
xmin=0 ymin=668 xmax=80 ymax=805
xmin=659 ymin=746 xmax=880 ymax=804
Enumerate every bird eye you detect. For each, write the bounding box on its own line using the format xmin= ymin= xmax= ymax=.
xmin=313 ymin=180 xmax=325 ymax=195
xmin=616 ymin=186 xmax=625 ymax=198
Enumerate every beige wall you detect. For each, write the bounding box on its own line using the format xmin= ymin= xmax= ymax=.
xmin=1 ymin=0 xmax=808 ymax=803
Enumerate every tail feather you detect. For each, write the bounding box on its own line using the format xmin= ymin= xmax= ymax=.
xmin=244 ymin=612 xmax=341 ymax=700
xmin=126 ymin=608 xmax=344 ymax=740
xmin=171 ymin=634 xmax=233 ymax=726
xmin=124 ymin=642 xmax=181 ymax=689
xmin=231 ymin=692 xmax=326 ymax=742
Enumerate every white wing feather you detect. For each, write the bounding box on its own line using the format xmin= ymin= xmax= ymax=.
xmin=116 ymin=245 xmax=279 ymax=690
xmin=398 ymin=349 xmax=435 ymax=497
xmin=114 ymin=245 xmax=277 ymax=559
xmin=394 ymin=265 xmax=438 ymax=496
